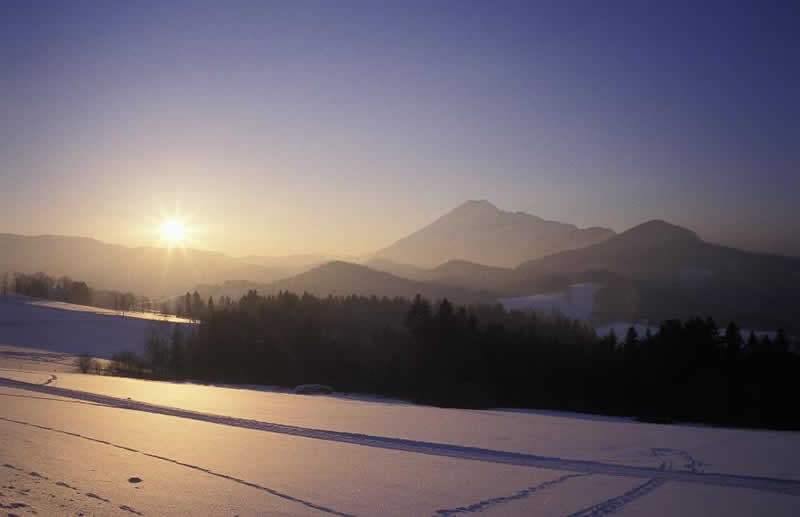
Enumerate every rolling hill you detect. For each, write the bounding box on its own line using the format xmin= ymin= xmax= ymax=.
xmin=514 ymin=220 xmax=800 ymax=330
xmin=262 ymin=261 xmax=494 ymax=305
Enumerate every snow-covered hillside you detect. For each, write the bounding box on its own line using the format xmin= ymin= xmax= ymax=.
xmin=1 ymin=346 xmax=799 ymax=516
xmin=0 ymin=295 xmax=195 ymax=357
xmin=499 ymin=283 xmax=602 ymax=321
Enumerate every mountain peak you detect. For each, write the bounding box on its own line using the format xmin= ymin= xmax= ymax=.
xmin=374 ymin=201 xmax=615 ymax=267
xmin=623 ymin=220 xmax=699 ymax=242
xmin=451 ymin=199 xmax=499 ymax=213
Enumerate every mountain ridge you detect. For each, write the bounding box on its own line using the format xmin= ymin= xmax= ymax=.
xmin=373 ymin=200 xmax=616 ymax=268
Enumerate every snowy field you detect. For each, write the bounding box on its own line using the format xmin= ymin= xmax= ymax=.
xmin=498 ymin=285 xmax=782 ymax=340
xmin=0 ymin=295 xmax=195 ymax=357
xmin=1 ymin=346 xmax=799 ymax=515
xmin=499 ymin=283 xmax=602 ymax=321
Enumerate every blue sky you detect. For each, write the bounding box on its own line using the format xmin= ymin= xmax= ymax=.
xmin=1 ymin=1 xmax=798 ymax=256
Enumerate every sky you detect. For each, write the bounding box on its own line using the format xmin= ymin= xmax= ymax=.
xmin=2 ymin=1 xmax=799 ymax=257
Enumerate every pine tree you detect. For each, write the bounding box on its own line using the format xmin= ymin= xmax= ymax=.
xmin=185 ymin=292 xmax=192 ymax=320
xmin=192 ymin=291 xmax=203 ymax=318
xmin=725 ymin=322 xmax=743 ymax=360
xmin=746 ymin=330 xmax=759 ymax=352
xmin=607 ymin=328 xmax=618 ymax=347
xmin=624 ymin=326 xmax=638 ymax=350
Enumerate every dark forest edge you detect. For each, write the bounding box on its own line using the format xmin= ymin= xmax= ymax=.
xmin=99 ymin=290 xmax=800 ymax=431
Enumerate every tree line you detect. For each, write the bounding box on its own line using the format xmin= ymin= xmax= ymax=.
xmin=114 ymin=290 xmax=799 ymax=430
xmin=3 ymin=271 xmax=142 ymax=312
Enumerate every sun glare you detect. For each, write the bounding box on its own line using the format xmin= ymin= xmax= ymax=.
xmin=160 ymin=219 xmax=186 ymax=244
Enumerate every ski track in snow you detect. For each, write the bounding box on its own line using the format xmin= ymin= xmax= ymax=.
xmin=0 ymin=392 xmax=107 ymax=407
xmin=433 ymin=473 xmax=589 ymax=515
xmin=0 ymin=418 xmax=354 ymax=517
xmin=0 ymin=349 xmax=74 ymax=364
xmin=563 ymin=447 xmax=704 ymax=516
xmin=566 ymin=478 xmax=667 ymax=517
xmin=431 ymin=447 xmax=704 ymax=515
xmin=2 ymin=376 xmax=800 ymax=499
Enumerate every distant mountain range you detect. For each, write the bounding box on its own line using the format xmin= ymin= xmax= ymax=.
xmin=260 ymin=261 xmax=492 ymax=305
xmin=366 ymin=258 xmax=515 ymax=292
xmin=3 ymin=202 xmax=799 ymax=331
xmin=0 ymin=201 xmax=613 ymax=296
xmin=372 ymin=200 xmax=615 ymax=268
xmin=0 ymin=234 xmax=316 ymax=297
xmin=365 ymin=218 xmax=800 ymax=330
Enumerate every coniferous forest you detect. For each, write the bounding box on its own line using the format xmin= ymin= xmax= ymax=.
xmin=110 ymin=290 xmax=800 ymax=430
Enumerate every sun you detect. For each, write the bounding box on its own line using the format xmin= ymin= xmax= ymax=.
xmin=160 ymin=219 xmax=186 ymax=244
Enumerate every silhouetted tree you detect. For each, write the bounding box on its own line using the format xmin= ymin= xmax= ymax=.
xmin=746 ymin=330 xmax=759 ymax=352
xmin=169 ymin=324 xmax=185 ymax=376
xmin=624 ymin=326 xmax=639 ymax=350
xmin=192 ymin=291 xmax=204 ymax=320
xmin=69 ymin=281 xmax=91 ymax=305
xmin=725 ymin=322 xmax=743 ymax=361
xmin=185 ymin=292 xmax=192 ymax=319
xmin=607 ymin=328 xmax=618 ymax=347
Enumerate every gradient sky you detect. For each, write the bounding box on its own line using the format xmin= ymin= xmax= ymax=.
xmin=2 ymin=1 xmax=799 ymax=257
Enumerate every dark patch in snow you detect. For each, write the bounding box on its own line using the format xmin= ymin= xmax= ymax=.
xmin=0 ymin=502 xmax=27 ymax=509
xmin=650 ymin=448 xmax=706 ymax=473
xmin=119 ymin=505 xmax=143 ymax=515
xmin=294 ymin=384 xmax=334 ymax=395
xmin=85 ymin=493 xmax=110 ymax=503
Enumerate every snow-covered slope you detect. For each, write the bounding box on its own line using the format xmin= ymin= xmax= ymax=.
xmin=0 ymin=295 xmax=195 ymax=357
xmin=499 ymin=283 xmax=602 ymax=320
xmin=1 ymin=350 xmax=799 ymax=516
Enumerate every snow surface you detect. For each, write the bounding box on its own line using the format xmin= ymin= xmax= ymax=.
xmin=1 ymin=346 xmax=799 ymax=515
xmin=0 ymin=295 xmax=195 ymax=357
xmin=499 ymin=283 xmax=602 ymax=321
xmin=498 ymin=285 xmax=782 ymax=339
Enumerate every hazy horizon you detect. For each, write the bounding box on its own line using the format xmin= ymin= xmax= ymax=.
xmin=3 ymin=2 xmax=799 ymax=257
xmin=2 ymin=198 xmax=799 ymax=261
